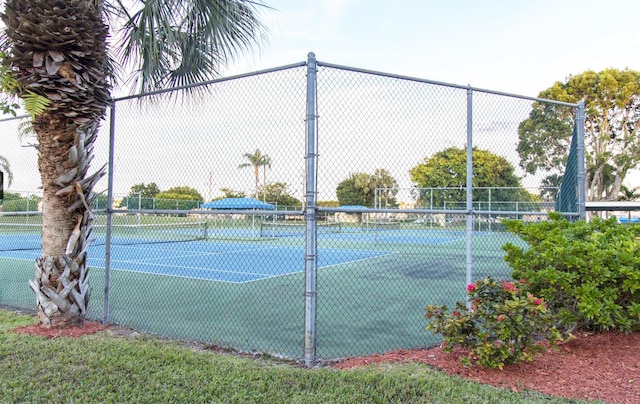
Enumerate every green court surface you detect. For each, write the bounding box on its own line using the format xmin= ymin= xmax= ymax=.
xmin=0 ymin=223 xmax=521 ymax=359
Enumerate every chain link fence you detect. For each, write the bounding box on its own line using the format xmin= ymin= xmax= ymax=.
xmin=0 ymin=53 xmax=583 ymax=364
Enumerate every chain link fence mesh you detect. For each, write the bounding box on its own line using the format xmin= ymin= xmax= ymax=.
xmin=0 ymin=56 xmax=580 ymax=362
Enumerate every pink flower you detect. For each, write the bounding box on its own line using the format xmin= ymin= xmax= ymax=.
xmin=467 ymin=283 xmax=476 ymax=293
xmin=520 ymin=278 xmax=526 ymax=284
xmin=502 ymin=281 xmax=518 ymax=293
xmin=497 ymin=314 xmax=506 ymax=322
xmin=453 ymin=311 xmax=461 ymax=317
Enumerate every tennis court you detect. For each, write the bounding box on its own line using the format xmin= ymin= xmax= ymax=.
xmin=0 ymin=231 xmax=397 ymax=283
xmin=0 ymin=219 xmax=498 ymax=281
xmin=0 ymin=217 xmax=517 ymax=358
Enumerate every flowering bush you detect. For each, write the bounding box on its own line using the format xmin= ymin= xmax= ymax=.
xmin=425 ymin=277 xmax=562 ymax=369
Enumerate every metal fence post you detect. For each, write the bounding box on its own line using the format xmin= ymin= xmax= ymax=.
xmin=103 ymin=101 xmax=116 ymax=324
xmin=576 ymin=100 xmax=586 ymax=220
xmin=304 ymin=52 xmax=318 ymax=367
xmin=466 ymin=86 xmax=474 ymax=303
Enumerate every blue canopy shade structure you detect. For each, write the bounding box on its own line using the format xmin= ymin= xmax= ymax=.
xmin=339 ymin=205 xmax=369 ymax=210
xmin=200 ymin=197 xmax=275 ymax=210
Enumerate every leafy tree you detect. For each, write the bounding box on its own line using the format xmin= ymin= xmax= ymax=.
xmin=1 ymin=194 xmax=40 ymax=212
xmin=129 ymin=183 xmax=161 ymax=199
xmin=258 ymin=182 xmax=302 ymax=208
xmin=336 ymin=169 xmax=398 ymax=207
xmin=0 ymin=49 xmax=16 ymax=185
xmin=119 ymin=183 xmax=161 ymax=209
xmin=539 ymin=173 xmax=562 ymax=202
xmin=517 ymin=68 xmax=640 ymax=201
xmin=0 ymin=49 xmax=20 ymax=116
xmin=91 ymin=193 xmax=109 ymax=210
xmin=218 ymin=188 xmax=246 ymax=199
xmin=409 ymin=147 xmax=529 ymax=207
xmin=0 ymin=0 xmax=268 ymax=327
xmin=155 ymin=186 xmax=204 ymax=210
xmin=618 ymin=185 xmax=640 ymax=201
xmin=317 ymin=200 xmax=339 ymax=207
xmin=0 ymin=191 xmax=22 ymax=202
xmin=336 ymin=173 xmax=370 ymax=207
xmin=238 ymin=149 xmax=271 ymax=199
xmin=156 ymin=186 xmax=204 ymax=201
xmin=371 ymin=168 xmax=398 ymax=208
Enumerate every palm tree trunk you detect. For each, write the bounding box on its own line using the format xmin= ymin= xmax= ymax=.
xmin=254 ymin=166 xmax=259 ymax=198
xmin=30 ymin=120 xmax=104 ymax=327
xmin=3 ymin=0 xmax=111 ymax=327
xmin=262 ymin=166 xmax=267 ymax=201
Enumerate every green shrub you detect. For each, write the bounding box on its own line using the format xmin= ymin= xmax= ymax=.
xmin=425 ymin=277 xmax=561 ymax=369
xmin=503 ymin=212 xmax=640 ymax=333
xmin=1 ymin=196 xmax=40 ymax=212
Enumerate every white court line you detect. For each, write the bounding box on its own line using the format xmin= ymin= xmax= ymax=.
xmin=102 ymin=242 xmax=283 ymax=255
xmin=109 ymin=268 xmax=270 ymax=284
xmin=318 ymin=250 xmax=399 ymax=270
xmin=2 ymin=248 xmax=275 ymax=279
xmin=1 ymin=247 xmax=400 ymax=284
xmin=105 ymin=245 xmax=288 ymax=264
xmin=91 ymin=256 xmax=272 ymax=277
xmin=237 ymin=250 xmax=399 ymax=284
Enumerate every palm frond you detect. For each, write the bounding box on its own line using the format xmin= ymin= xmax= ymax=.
xmin=17 ymin=118 xmax=35 ymax=142
xmin=22 ymin=91 xmax=51 ymax=119
xmin=115 ymin=0 xmax=269 ymax=94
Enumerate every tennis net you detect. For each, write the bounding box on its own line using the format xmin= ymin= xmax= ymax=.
xmin=0 ymin=221 xmax=208 ymax=251
xmin=260 ymin=221 xmax=341 ymax=238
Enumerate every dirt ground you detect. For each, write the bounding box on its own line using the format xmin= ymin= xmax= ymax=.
xmin=13 ymin=322 xmax=640 ymax=404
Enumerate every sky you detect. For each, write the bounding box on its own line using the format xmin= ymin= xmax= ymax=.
xmin=3 ymin=0 xmax=640 ymax=197
xmin=219 ymin=0 xmax=640 ymax=191
xmin=223 ymin=0 xmax=640 ymax=98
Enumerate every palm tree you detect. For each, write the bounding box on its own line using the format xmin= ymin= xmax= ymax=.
xmin=372 ymin=168 xmax=398 ymax=208
xmin=0 ymin=0 xmax=268 ymax=328
xmin=238 ymin=149 xmax=270 ymax=199
xmin=352 ymin=169 xmax=398 ymax=208
xmin=260 ymin=154 xmax=271 ymax=201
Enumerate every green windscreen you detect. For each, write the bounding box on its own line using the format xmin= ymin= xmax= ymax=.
xmin=555 ymin=124 xmax=579 ymax=213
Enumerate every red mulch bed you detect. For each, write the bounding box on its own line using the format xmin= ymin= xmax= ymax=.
xmin=13 ymin=320 xmax=108 ymax=339
xmin=13 ymin=322 xmax=640 ymax=403
xmin=334 ymin=331 xmax=640 ymax=404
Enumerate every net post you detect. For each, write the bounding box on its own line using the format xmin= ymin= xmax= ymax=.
xmin=576 ymin=100 xmax=586 ymax=220
xmin=202 ymin=221 xmax=208 ymax=240
xmin=304 ymin=52 xmax=318 ymax=368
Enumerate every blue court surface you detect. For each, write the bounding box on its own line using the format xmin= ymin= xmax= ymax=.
xmin=0 ymin=238 xmax=396 ymax=283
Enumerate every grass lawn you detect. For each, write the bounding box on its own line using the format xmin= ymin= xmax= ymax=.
xmin=0 ymin=309 xmax=594 ymax=403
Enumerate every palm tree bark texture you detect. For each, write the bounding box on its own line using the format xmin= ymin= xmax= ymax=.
xmin=2 ymin=0 xmax=110 ymax=327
